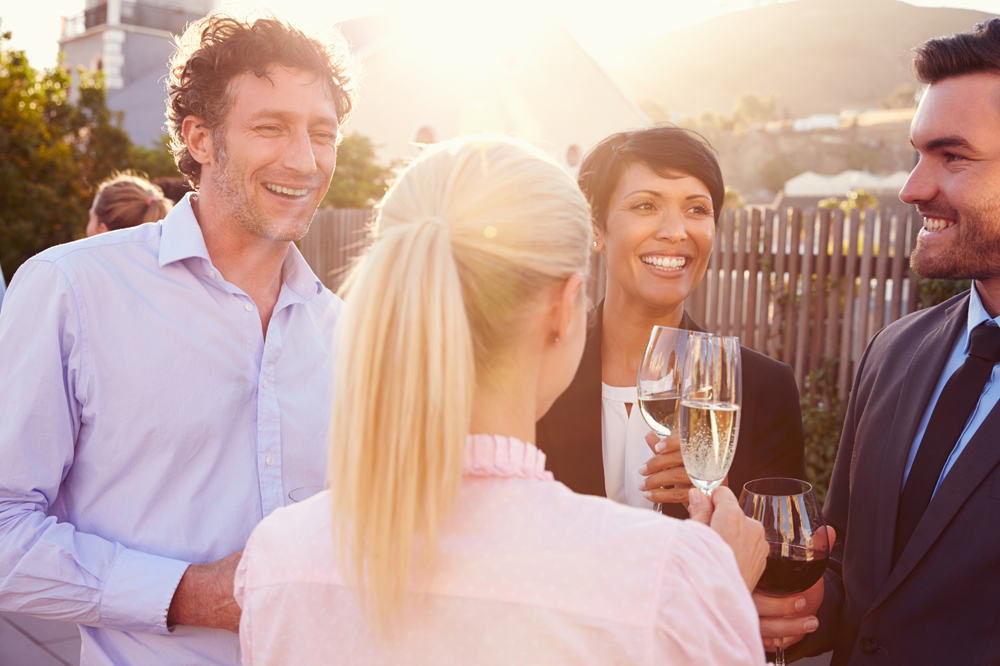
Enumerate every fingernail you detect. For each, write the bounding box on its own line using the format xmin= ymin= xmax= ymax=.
xmin=638 ymin=480 xmax=646 ymax=491
xmin=643 ymin=491 xmax=653 ymax=500
xmin=804 ymin=618 xmax=819 ymax=632
xmin=795 ymin=597 xmax=806 ymax=612
xmin=638 ymin=464 xmax=648 ymax=475
xmin=655 ymin=440 xmax=666 ymax=453
xmin=688 ymin=488 xmax=702 ymax=507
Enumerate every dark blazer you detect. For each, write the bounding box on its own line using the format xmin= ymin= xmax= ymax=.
xmin=795 ymin=292 xmax=1000 ymax=665
xmin=536 ymin=305 xmax=806 ymax=516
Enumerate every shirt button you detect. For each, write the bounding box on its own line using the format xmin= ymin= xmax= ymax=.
xmin=208 ymin=270 xmax=216 ymax=279
xmin=265 ymin=455 xmax=275 ymax=467
xmin=244 ymin=302 xmax=254 ymax=312
xmin=262 ymin=378 xmax=269 ymax=389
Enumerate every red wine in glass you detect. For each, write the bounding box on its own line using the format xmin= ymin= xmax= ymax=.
xmin=757 ymin=543 xmax=828 ymax=596
xmin=740 ymin=478 xmax=830 ymax=666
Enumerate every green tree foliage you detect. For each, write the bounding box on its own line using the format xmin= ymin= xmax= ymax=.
xmin=760 ymin=153 xmax=805 ymax=194
xmin=130 ymin=133 xmax=184 ymax=180
xmin=321 ymin=132 xmax=396 ymax=208
xmin=732 ymin=92 xmax=778 ymax=128
xmin=846 ymin=144 xmax=881 ymax=172
xmin=842 ymin=187 xmax=878 ymax=211
xmin=723 ymin=186 xmax=745 ymax=210
xmin=880 ymin=82 xmax=917 ymax=110
xmin=0 ymin=25 xmax=131 ymax=280
xmin=818 ymin=197 xmax=841 ymax=210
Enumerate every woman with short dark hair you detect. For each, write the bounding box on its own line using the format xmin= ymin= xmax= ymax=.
xmin=537 ymin=125 xmax=805 ymax=517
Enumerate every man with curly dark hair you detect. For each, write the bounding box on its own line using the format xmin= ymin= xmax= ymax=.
xmin=0 ymin=12 xmax=356 ymax=665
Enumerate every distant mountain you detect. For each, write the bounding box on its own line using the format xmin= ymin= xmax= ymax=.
xmin=604 ymin=0 xmax=996 ymax=119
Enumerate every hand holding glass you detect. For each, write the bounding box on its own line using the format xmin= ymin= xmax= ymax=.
xmin=680 ymin=333 xmax=741 ymax=495
xmin=637 ymin=326 xmax=690 ymax=511
xmin=740 ymin=478 xmax=831 ymax=666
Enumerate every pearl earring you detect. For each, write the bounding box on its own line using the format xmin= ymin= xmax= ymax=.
xmin=592 ymin=241 xmax=598 ymax=247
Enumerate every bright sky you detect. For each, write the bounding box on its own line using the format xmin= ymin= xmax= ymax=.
xmin=3 ymin=0 xmax=998 ymax=70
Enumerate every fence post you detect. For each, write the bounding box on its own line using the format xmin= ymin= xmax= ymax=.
xmin=769 ymin=210 xmax=789 ymax=358
xmin=873 ymin=208 xmax=892 ymax=336
xmin=838 ymin=208 xmax=861 ymax=404
xmin=733 ymin=209 xmax=747 ymax=340
xmin=890 ymin=210 xmax=906 ymax=323
xmin=853 ymin=209 xmax=877 ymax=374
xmin=782 ymin=209 xmax=802 ymax=367
xmin=745 ymin=208 xmax=762 ymax=352
xmin=809 ymin=208 xmax=831 ymax=391
xmin=824 ymin=208 xmax=844 ymax=362
xmin=794 ymin=209 xmax=814 ymax=392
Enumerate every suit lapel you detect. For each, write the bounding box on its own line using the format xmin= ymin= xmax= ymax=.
xmin=868 ymin=296 xmax=970 ymax=606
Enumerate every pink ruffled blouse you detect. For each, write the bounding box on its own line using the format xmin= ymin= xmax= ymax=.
xmin=234 ymin=435 xmax=766 ymax=665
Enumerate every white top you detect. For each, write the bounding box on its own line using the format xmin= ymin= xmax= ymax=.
xmin=602 ymin=382 xmax=658 ymax=509
xmin=235 ymin=434 xmax=767 ymax=666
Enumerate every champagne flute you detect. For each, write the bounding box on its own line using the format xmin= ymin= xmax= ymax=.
xmin=637 ymin=326 xmax=690 ymax=512
xmin=679 ymin=333 xmax=741 ymax=495
xmin=740 ymin=478 xmax=830 ymax=665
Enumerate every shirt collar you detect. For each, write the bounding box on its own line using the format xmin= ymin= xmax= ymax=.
xmin=280 ymin=243 xmax=325 ymax=302
xmin=964 ymin=281 xmax=1000 ymax=353
xmin=158 ymin=193 xmax=324 ymax=301
xmin=158 ymin=193 xmax=211 ymax=268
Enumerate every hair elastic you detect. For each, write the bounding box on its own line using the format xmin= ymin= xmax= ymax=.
xmin=146 ymin=196 xmax=155 ymax=207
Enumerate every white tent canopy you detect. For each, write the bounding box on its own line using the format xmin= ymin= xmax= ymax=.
xmin=784 ymin=170 xmax=912 ymax=197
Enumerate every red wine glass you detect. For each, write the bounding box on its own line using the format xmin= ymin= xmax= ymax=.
xmin=740 ymin=478 xmax=830 ymax=666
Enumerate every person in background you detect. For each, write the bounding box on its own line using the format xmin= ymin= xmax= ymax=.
xmin=757 ymin=18 xmax=1000 ymax=665
xmin=0 ymin=12 xmax=355 ymax=666
xmin=235 ymin=135 xmax=769 ymax=665
xmin=537 ymin=126 xmax=804 ymax=519
xmin=86 ymin=172 xmax=173 ymax=236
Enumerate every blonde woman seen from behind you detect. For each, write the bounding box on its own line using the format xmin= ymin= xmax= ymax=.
xmin=234 ymin=136 xmax=767 ymax=665
xmin=86 ymin=172 xmax=173 ymax=237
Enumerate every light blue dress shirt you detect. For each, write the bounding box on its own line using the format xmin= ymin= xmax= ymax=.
xmin=0 ymin=195 xmax=341 ymax=665
xmin=903 ymin=284 xmax=1000 ymax=497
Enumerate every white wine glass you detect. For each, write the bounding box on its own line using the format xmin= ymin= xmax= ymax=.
xmin=679 ymin=333 xmax=741 ymax=496
xmin=637 ymin=326 xmax=690 ymax=512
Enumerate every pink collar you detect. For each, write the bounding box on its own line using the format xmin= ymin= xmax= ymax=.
xmin=463 ymin=434 xmax=554 ymax=481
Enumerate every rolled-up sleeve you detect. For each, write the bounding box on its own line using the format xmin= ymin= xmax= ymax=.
xmin=0 ymin=259 xmax=189 ymax=634
xmin=654 ymin=521 xmax=767 ymax=665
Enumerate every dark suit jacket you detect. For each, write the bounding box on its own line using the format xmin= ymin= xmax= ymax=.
xmin=796 ymin=292 xmax=1000 ymax=665
xmin=536 ymin=306 xmax=806 ymax=515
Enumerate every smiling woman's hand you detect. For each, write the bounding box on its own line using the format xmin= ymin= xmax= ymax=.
xmin=638 ymin=432 xmax=695 ymax=508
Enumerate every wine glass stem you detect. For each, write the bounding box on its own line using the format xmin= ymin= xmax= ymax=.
xmin=774 ymin=645 xmax=786 ymax=666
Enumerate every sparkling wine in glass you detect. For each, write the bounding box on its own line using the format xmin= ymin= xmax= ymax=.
xmin=740 ymin=478 xmax=831 ymax=666
xmin=679 ymin=333 xmax=741 ymax=495
xmin=637 ymin=326 xmax=690 ymax=512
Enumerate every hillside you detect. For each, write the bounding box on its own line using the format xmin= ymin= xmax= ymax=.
xmin=604 ymin=0 xmax=996 ymax=119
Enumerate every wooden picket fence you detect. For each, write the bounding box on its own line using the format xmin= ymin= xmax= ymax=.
xmin=301 ymin=205 xmax=926 ymax=401
xmin=685 ymin=205 xmax=922 ymax=402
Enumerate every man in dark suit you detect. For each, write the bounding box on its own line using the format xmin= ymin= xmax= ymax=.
xmin=757 ymin=19 xmax=1000 ymax=664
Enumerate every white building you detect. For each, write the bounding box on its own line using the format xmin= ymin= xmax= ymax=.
xmin=59 ymin=0 xmax=218 ymax=145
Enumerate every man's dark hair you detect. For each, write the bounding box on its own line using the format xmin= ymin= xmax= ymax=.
xmin=166 ymin=12 xmax=357 ymax=188
xmin=913 ymin=17 xmax=1000 ymax=84
xmin=577 ymin=125 xmax=724 ymax=232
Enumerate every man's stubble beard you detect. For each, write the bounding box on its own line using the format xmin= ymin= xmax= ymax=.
xmin=910 ymin=194 xmax=1000 ymax=282
xmin=211 ymin=139 xmax=315 ymax=243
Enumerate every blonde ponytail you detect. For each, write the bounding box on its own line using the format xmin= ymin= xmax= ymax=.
xmin=328 ymin=135 xmax=591 ymax=633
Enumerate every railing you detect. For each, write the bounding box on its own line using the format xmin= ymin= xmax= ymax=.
xmin=300 ymin=205 xmax=928 ymax=401
xmin=63 ymin=2 xmax=204 ymax=38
